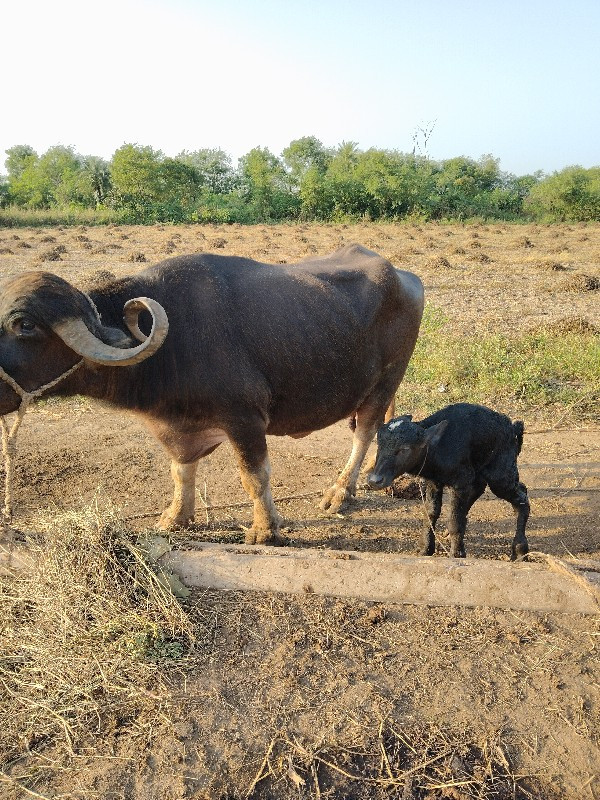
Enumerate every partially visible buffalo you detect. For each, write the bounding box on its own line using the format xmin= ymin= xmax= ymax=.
xmin=0 ymin=244 xmax=424 ymax=544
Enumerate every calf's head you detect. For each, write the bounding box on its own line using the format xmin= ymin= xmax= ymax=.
xmin=367 ymin=415 xmax=448 ymax=489
xmin=0 ymin=271 xmax=168 ymax=415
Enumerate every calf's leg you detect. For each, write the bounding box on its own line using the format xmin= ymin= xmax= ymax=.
xmin=446 ymin=480 xmax=486 ymax=558
xmin=488 ymin=478 xmax=530 ymax=560
xmin=420 ymin=480 xmax=443 ymax=556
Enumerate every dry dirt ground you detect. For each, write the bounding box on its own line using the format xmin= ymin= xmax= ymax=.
xmin=0 ymin=222 xmax=599 ymax=799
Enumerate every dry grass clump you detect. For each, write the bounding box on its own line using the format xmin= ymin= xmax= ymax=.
xmin=246 ymin=724 xmax=523 ymax=800
xmin=469 ymin=252 xmax=492 ymax=263
xmin=516 ymin=236 xmax=534 ymax=248
xmin=38 ymin=246 xmax=65 ymax=262
xmin=0 ymin=248 xmax=14 ymax=255
xmin=426 ymin=255 xmax=452 ymax=269
xmin=559 ymin=273 xmax=600 ymax=292
xmin=128 ymin=251 xmax=147 ymax=262
xmin=0 ymin=503 xmax=193 ymax=781
xmin=535 ymin=259 xmax=566 ymax=272
xmin=87 ymin=269 xmax=117 ymax=288
xmin=531 ymin=315 xmax=599 ymax=336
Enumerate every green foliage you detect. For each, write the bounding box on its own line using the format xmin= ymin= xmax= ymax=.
xmin=109 ymin=144 xmax=203 ymax=222
xmin=526 ymin=166 xmax=600 ymax=221
xmin=0 ymin=139 xmax=596 ymax=225
xmin=401 ymin=304 xmax=600 ymax=421
xmin=239 ymin=146 xmax=299 ymax=221
xmin=4 ymin=144 xmax=37 ymax=179
xmin=7 ymin=145 xmax=96 ymax=209
xmin=177 ymin=148 xmax=236 ymax=193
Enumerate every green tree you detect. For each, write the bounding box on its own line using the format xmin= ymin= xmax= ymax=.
xmin=282 ymin=137 xmax=333 ymax=219
xmin=324 ymin=142 xmax=369 ymax=218
xmin=110 ymin=144 xmax=165 ymax=212
xmin=433 ymin=155 xmax=505 ymax=219
xmin=282 ymin=136 xmax=332 ymax=183
xmin=8 ymin=145 xmax=91 ymax=208
xmin=354 ymin=149 xmax=437 ymax=219
xmin=177 ymin=148 xmax=235 ymax=193
xmin=238 ymin=147 xmax=297 ymax=221
xmin=110 ymin=145 xmax=203 ymax=221
xmin=526 ymin=166 xmax=600 ymax=221
xmin=4 ymin=145 xmax=37 ymax=179
xmin=82 ymin=156 xmax=111 ymax=206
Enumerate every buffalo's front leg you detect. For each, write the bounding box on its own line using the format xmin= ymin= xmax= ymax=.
xmin=158 ymin=460 xmax=198 ymax=530
xmin=229 ymin=423 xmax=286 ymax=546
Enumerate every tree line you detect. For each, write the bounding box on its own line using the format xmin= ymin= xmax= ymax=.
xmin=1 ymin=138 xmax=599 ymax=224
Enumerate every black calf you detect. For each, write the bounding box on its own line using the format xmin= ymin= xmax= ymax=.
xmin=367 ymin=403 xmax=530 ymax=560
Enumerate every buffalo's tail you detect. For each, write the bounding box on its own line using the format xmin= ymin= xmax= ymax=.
xmin=513 ymin=420 xmax=525 ymax=454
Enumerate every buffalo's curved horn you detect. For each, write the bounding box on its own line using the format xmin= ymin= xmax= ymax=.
xmin=124 ymin=298 xmax=153 ymax=342
xmin=51 ymin=297 xmax=169 ymax=366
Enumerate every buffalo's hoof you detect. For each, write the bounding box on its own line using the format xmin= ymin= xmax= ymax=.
xmin=157 ymin=509 xmax=194 ymax=531
xmin=319 ymin=485 xmax=351 ymax=514
xmin=244 ymin=528 xmax=289 ymax=546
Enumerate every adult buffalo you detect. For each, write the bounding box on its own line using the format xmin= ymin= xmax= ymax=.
xmin=0 ymin=244 xmax=424 ymax=544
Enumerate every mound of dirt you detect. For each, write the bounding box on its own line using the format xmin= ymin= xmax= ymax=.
xmin=426 ymin=255 xmax=451 ymax=269
xmin=385 ymin=475 xmax=423 ymax=499
xmin=559 ymin=273 xmax=600 ymax=292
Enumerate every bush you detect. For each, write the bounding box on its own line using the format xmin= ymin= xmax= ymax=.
xmin=526 ymin=166 xmax=600 ymax=221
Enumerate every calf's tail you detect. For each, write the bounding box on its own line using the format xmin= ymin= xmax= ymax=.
xmin=513 ymin=420 xmax=525 ymax=454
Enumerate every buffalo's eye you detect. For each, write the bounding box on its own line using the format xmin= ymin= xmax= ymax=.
xmin=11 ymin=318 xmax=38 ymax=336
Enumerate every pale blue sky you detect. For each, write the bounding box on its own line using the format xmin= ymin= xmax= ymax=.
xmin=3 ymin=0 xmax=599 ymax=176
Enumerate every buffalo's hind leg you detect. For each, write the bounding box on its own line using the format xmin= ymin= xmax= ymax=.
xmin=320 ymin=403 xmax=387 ymax=514
xmin=362 ymin=397 xmax=396 ymax=476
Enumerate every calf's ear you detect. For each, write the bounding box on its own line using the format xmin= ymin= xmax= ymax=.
xmin=423 ymin=420 xmax=449 ymax=448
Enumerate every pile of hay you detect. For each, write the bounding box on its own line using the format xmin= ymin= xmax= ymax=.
xmin=559 ymin=273 xmax=600 ymax=292
xmin=0 ymin=503 xmax=193 ymax=784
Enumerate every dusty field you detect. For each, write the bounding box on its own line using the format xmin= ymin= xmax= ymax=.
xmin=0 ymin=222 xmax=599 ymax=799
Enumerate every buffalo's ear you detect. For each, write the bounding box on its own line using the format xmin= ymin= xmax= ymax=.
xmin=423 ymin=420 xmax=449 ymax=448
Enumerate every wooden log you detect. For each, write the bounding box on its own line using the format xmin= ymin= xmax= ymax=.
xmin=2 ymin=538 xmax=599 ymax=614
xmin=160 ymin=544 xmax=600 ymax=615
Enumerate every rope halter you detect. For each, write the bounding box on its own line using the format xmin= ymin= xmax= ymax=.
xmin=0 ymin=359 xmax=84 ymax=530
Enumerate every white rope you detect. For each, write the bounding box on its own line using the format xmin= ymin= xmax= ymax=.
xmin=0 ymin=360 xmax=84 ymax=531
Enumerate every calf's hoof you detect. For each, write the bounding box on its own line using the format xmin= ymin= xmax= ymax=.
xmin=511 ymin=542 xmax=529 ymax=561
